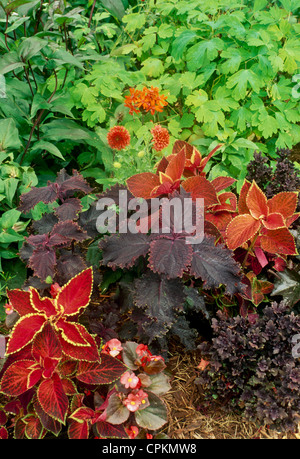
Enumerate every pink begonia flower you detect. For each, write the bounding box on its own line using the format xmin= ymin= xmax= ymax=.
xmin=136 ymin=344 xmax=152 ymax=357
xmin=135 ymin=389 xmax=149 ymax=409
xmin=123 ymin=393 xmax=142 ymax=412
xmin=102 ymin=339 xmax=123 ymax=357
xmin=4 ymin=303 xmax=14 ymax=315
xmin=120 ymin=371 xmax=140 ymax=389
xmin=149 ymin=355 xmax=164 ymax=362
xmin=125 ymin=425 xmax=139 ymax=439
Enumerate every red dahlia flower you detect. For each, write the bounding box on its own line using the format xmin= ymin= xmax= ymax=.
xmin=107 ymin=126 xmax=131 ymax=150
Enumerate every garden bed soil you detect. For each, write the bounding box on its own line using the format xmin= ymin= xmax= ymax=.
xmin=161 ymin=347 xmax=300 ymax=440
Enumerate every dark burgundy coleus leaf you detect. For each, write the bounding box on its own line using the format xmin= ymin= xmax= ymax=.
xmin=18 ymin=169 xmax=92 ymax=214
xmin=189 ymin=236 xmax=243 ymax=295
xmin=148 ymin=236 xmax=193 ymax=279
xmin=133 ymin=271 xmax=186 ymax=324
xmin=99 ymin=232 xmax=152 ymax=270
xmin=54 ymin=198 xmax=82 ymax=221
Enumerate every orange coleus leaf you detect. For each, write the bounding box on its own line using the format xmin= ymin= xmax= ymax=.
xmin=246 ymin=181 xmax=268 ymax=219
xmin=238 ymin=180 xmax=251 ymax=214
xmin=127 ymin=149 xmax=185 ymax=199
xmin=260 ymin=227 xmax=298 ymax=255
xmin=205 ymin=211 xmax=233 ymax=235
xmin=267 ymin=191 xmax=298 ymax=220
xmin=226 ymin=214 xmax=261 ymax=250
xmin=211 ymin=176 xmax=237 ymax=193
xmin=211 ymin=191 xmax=237 ymax=212
xmin=164 ymin=146 xmax=185 ymax=183
xmin=126 ymin=172 xmax=160 ymax=199
xmin=262 ymin=212 xmax=285 ymax=230
xmin=182 ymin=176 xmax=219 ymax=207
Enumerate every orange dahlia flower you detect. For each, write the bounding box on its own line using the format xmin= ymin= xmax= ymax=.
xmin=107 ymin=125 xmax=131 ymax=150
xmin=151 ymin=124 xmax=170 ymax=151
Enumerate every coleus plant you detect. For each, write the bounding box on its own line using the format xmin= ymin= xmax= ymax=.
xmin=0 ymin=268 xmax=169 ymax=439
xmin=99 ymin=142 xmax=245 ymax=346
xmin=225 ymin=180 xmax=299 ymax=266
xmin=18 ymin=169 xmax=92 ymax=284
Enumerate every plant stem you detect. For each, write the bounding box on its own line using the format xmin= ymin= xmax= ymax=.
xmin=242 ymin=231 xmax=260 ymax=269
xmin=20 ymin=70 xmax=58 ymax=165
xmin=88 ymin=0 xmax=97 ymax=28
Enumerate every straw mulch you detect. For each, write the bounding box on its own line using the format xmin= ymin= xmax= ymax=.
xmin=160 ymin=349 xmax=300 ymax=440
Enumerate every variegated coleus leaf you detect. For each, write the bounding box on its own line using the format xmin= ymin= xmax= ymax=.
xmin=5 ymin=268 xmax=99 ymax=360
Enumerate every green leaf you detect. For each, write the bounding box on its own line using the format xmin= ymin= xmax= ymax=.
xmin=101 ymin=0 xmax=126 ymax=20
xmin=52 ymin=49 xmax=84 ymax=69
xmin=146 ymin=373 xmax=172 ymax=396
xmin=123 ymin=13 xmax=146 ymax=33
xmin=0 ymin=118 xmax=21 ymax=151
xmin=121 ymin=341 xmax=139 ymax=370
xmin=171 ymin=30 xmax=197 ymax=61
xmin=186 ymin=38 xmax=223 ymax=71
xmin=220 ymin=47 xmax=243 ymax=74
xmin=141 ymin=58 xmax=164 ymax=78
xmin=0 ymin=209 xmax=21 ymax=229
xmin=226 ymin=69 xmax=265 ymax=100
xmin=0 ymin=228 xmax=24 ymax=243
xmin=17 ymin=37 xmax=48 ymax=61
xmin=0 ymin=52 xmax=23 ymax=75
xmin=258 ymin=113 xmax=279 ymax=138
xmin=5 ymin=16 xmax=30 ymax=34
xmin=5 ymin=0 xmax=33 ymax=13
xmin=30 ymin=141 xmax=65 ymax=160
xmin=135 ymin=392 xmax=168 ymax=430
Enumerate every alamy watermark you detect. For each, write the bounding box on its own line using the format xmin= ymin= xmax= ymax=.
xmin=292 ymin=334 xmax=300 ymax=359
xmin=95 ymin=190 xmax=204 ymax=244
xmin=0 ymin=75 xmax=6 ymax=99
xmin=292 ymin=74 xmax=300 ymax=99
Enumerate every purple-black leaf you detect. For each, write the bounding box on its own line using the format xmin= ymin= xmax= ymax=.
xmin=189 ymin=236 xmax=243 ymax=295
xmin=148 ymin=237 xmax=193 ymax=279
xmin=32 ymin=213 xmax=59 ymax=235
xmin=18 ymin=183 xmax=58 ymax=213
xmin=133 ymin=271 xmax=186 ymax=323
xmin=51 ymin=220 xmax=89 ymax=243
xmin=57 ymin=169 xmax=92 ymax=198
xmin=55 ymin=251 xmax=87 ymax=284
xmin=29 ymin=247 xmax=56 ymax=281
xmin=54 ymin=198 xmax=82 ymax=221
xmin=99 ymin=233 xmax=152 ymax=270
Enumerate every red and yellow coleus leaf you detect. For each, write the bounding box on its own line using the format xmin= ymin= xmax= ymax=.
xmin=5 ymin=268 xmax=96 ymax=358
xmin=37 ymin=372 xmax=68 ymax=424
xmin=0 ymin=360 xmax=41 ymax=396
